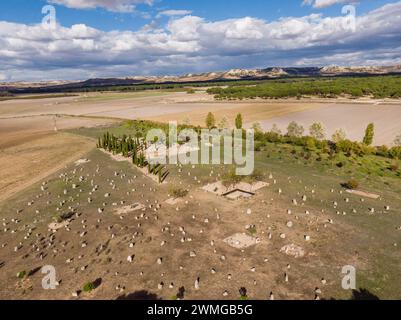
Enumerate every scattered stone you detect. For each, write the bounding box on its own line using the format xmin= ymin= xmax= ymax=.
xmin=280 ymin=244 xmax=305 ymax=258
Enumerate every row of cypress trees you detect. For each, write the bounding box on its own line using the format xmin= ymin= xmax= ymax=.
xmin=97 ymin=131 xmax=169 ymax=183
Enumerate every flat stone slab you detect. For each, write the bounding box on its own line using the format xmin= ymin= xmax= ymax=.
xmin=224 ymin=190 xmax=254 ymax=200
xmin=114 ymin=203 xmax=145 ymax=215
xmin=280 ymin=244 xmax=305 ymax=258
xmin=165 ymin=198 xmax=183 ymax=205
xmin=223 ymin=233 xmax=259 ymax=249
xmin=202 ymin=181 xmax=269 ymax=197
xmin=48 ymin=221 xmax=69 ymax=230
xmin=346 ymin=189 xmax=380 ymax=199
xmin=74 ymin=158 xmax=91 ymax=166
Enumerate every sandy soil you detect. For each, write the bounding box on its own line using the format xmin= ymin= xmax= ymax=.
xmin=0 ymin=133 xmax=94 ymax=203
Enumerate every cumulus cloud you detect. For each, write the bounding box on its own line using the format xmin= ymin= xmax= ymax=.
xmin=48 ymin=0 xmax=153 ymax=12
xmin=156 ymin=10 xmax=193 ymax=18
xmin=303 ymin=0 xmax=358 ymax=8
xmin=1 ymin=1 xmax=401 ymax=80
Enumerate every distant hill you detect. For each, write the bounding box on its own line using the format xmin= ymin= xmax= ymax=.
xmin=1 ymin=65 xmax=400 ymax=94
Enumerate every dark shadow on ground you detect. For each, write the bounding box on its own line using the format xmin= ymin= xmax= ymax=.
xmin=116 ymin=290 xmax=161 ymax=300
xmin=327 ymin=288 xmax=380 ymax=300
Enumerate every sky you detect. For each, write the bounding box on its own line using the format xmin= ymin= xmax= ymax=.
xmin=0 ymin=0 xmax=400 ymax=81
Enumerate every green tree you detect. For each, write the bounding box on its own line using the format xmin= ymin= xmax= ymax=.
xmin=206 ymin=112 xmax=216 ymax=129
xmin=309 ymin=122 xmax=326 ymax=140
xmin=332 ymin=129 xmax=347 ymax=143
xmin=235 ymin=113 xmax=243 ymax=130
xmin=363 ymin=123 xmax=375 ymax=146
xmin=287 ymin=121 xmax=304 ymax=138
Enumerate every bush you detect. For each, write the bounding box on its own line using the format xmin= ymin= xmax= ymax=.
xmin=375 ymin=145 xmax=389 ymax=157
xmin=335 ymin=139 xmax=354 ymax=154
xmin=389 ymin=146 xmax=401 ymax=159
xmin=343 ymin=179 xmax=359 ymax=190
xmin=169 ymin=187 xmax=189 ymax=198
xmin=83 ymin=282 xmax=96 ymax=293
xmin=254 ymin=141 xmax=265 ymax=151
xmin=305 ymin=137 xmax=317 ymax=151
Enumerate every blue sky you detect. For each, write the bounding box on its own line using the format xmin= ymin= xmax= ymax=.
xmin=0 ymin=0 xmax=400 ymax=81
xmin=0 ymin=0 xmax=395 ymax=31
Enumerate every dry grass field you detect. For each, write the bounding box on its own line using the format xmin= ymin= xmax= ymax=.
xmin=0 ymin=133 xmax=95 ymax=203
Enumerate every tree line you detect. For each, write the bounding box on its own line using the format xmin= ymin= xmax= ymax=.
xmin=207 ymin=76 xmax=401 ymax=99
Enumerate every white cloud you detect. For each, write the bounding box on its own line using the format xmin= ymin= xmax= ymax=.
xmin=1 ymin=1 xmax=400 ymax=81
xmin=156 ymin=10 xmax=193 ymax=18
xmin=303 ymin=0 xmax=358 ymax=8
xmin=48 ymin=0 xmax=153 ymax=12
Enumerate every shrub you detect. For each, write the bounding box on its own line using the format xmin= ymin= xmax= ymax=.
xmin=389 ymin=146 xmax=401 ymax=159
xmin=343 ymin=179 xmax=359 ymax=190
xmin=169 ymin=187 xmax=189 ymax=198
xmin=305 ymin=137 xmax=317 ymax=151
xmin=254 ymin=141 xmax=265 ymax=151
xmin=83 ymin=282 xmax=96 ymax=293
xmin=335 ymin=139 xmax=354 ymax=154
xmin=375 ymin=145 xmax=389 ymax=157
